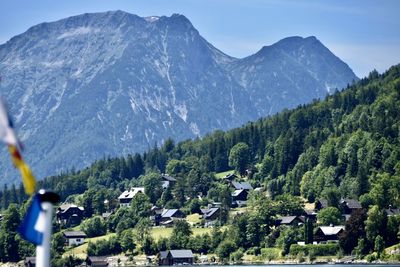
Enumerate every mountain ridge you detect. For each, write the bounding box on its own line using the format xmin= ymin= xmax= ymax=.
xmin=0 ymin=11 xmax=358 ymax=184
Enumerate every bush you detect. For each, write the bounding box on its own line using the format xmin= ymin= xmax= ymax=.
xmin=260 ymin=248 xmax=281 ymax=261
xmin=81 ymin=216 xmax=107 ymax=237
xmin=230 ymin=249 xmax=244 ymax=263
xmin=290 ymin=243 xmax=339 ymax=256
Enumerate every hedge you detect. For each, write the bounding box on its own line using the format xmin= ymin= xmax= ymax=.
xmin=290 ymin=243 xmax=339 ymax=256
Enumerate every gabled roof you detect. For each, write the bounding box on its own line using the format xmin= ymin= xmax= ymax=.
xmin=204 ymin=208 xmax=219 ymax=219
xmin=161 ymin=174 xmax=177 ymax=182
xmin=118 ymin=187 xmax=145 ymax=200
xmin=231 ymin=189 xmax=246 ymax=197
xmin=58 ymin=203 xmax=84 ymax=212
xmin=223 ymin=173 xmax=237 ymax=180
xmin=169 ymin=250 xmax=194 ymax=258
xmin=341 ymin=198 xmax=362 ymax=209
xmin=278 ymin=216 xmax=301 ymax=224
xmin=63 ymin=231 xmax=87 ymax=238
xmin=87 ymin=256 xmax=108 ymax=264
xmin=318 ymin=226 xmax=345 ymax=236
xmin=161 ymin=209 xmax=181 ymax=218
xmin=231 ymin=181 xmax=253 ymax=190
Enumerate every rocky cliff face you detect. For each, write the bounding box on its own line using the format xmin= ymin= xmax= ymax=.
xmin=0 ymin=11 xmax=358 ymax=183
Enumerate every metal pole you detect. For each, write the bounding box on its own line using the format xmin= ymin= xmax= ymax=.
xmin=36 ymin=201 xmax=53 ymax=267
xmin=35 ymin=190 xmax=60 ymax=267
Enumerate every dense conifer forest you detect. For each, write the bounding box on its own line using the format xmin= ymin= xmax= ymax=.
xmin=0 ymin=64 xmax=399 ymax=264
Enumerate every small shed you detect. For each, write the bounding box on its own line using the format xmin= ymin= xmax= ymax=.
xmin=86 ymin=256 xmax=109 ymax=266
xmin=159 ymin=250 xmax=194 ymax=265
xmin=63 ymin=231 xmax=87 ymax=246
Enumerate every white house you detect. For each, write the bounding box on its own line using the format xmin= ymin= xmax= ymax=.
xmin=63 ymin=231 xmax=87 ymax=246
xmin=118 ymin=187 xmax=145 ymax=207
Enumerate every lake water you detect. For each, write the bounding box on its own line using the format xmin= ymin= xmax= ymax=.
xmin=218 ymin=265 xmax=400 ymax=267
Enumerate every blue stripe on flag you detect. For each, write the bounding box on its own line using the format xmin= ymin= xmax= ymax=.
xmin=18 ymin=194 xmax=43 ymax=245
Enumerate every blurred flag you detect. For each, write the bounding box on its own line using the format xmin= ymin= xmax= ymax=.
xmin=0 ymin=98 xmax=36 ymax=195
xmin=18 ymin=194 xmax=44 ymax=245
xmin=0 ymin=97 xmax=18 ymax=146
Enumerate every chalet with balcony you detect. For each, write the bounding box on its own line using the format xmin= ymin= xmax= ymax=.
xmin=118 ymin=187 xmax=145 ymax=207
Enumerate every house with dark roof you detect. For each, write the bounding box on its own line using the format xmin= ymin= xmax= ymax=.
xmin=340 ymin=199 xmax=362 ymax=214
xmin=314 ymin=225 xmax=345 ymax=243
xmin=222 ymin=173 xmax=238 ymax=183
xmin=118 ymin=187 xmax=145 ymax=207
xmin=86 ymin=256 xmax=109 ymax=266
xmin=150 ymin=206 xmax=164 ymax=226
xmin=231 ymin=181 xmax=253 ymax=191
xmin=159 ymin=250 xmax=194 ymax=265
xmin=303 ymin=209 xmax=318 ymax=222
xmin=231 ymin=189 xmax=249 ymax=207
xmin=160 ymin=209 xmax=185 ymax=225
xmin=161 ymin=174 xmax=177 ymax=189
xmin=275 ymin=216 xmax=305 ymax=227
xmin=56 ymin=203 xmax=85 ymax=226
xmin=200 ymin=207 xmax=220 ymax=226
xmin=63 ymin=231 xmax=87 ymax=246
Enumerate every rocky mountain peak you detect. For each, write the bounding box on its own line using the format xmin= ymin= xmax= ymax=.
xmin=0 ymin=11 xmax=358 ymax=185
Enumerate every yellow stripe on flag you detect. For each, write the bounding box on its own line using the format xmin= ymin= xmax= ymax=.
xmin=8 ymin=145 xmax=36 ymax=195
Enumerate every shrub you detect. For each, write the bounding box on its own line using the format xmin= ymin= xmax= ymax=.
xmin=290 ymin=243 xmax=339 ymax=256
xmin=260 ymin=248 xmax=281 ymax=261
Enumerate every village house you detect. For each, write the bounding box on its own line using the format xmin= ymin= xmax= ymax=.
xmin=161 ymin=174 xmax=177 ymax=189
xmin=222 ymin=173 xmax=238 ymax=183
xmin=230 ymin=181 xmax=253 ymax=191
xmin=340 ymin=198 xmax=362 ymax=214
xmin=314 ymin=225 xmax=345 ymax=243
xmin=56 ymin=203 xmax=84 ymax=226
xmin=63 ymin=231 xmax=87 ymax=246
xmin=159 ymin=250 xmax=194 ymax=265
xmin=160 ymin=209 xmax=185 ymax=226
xmin=275 ymin=215 xmax=305 ymax=227
xmin=200 ymin=207 xmax=220 ymax=226
xmin=118 ymin=187 xmax=145 ymax=207
xmin=231 ymin=189 xmax=249 ymax=207
xmin=303 ymin=209 xmax=318 ymax=222
xmin=150 ymin=206 xmax=164 ymax=226
xmin=86 ymin=256 xmax=109 ymax=267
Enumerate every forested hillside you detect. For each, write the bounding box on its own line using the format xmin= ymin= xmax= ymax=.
xmin=0 ymin=65 xmax=399 ymax=264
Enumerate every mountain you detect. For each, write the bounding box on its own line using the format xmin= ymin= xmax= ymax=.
xmin=0 ymin=11 xmax=357 ymax=184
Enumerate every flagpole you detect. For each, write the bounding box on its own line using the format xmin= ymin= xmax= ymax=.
xmin=36 ymin=190 xmax=60 ymax=267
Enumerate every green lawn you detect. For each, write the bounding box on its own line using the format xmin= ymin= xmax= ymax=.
xmin=215 ymin=170 xmax=235 ymax=179
xmin=65 ymin=226 xmax=213 ymax=258
xmin=150 ymin=226 xmax=212 ymax=241
xmin=64 ymin=232 xmax=116 ymax=258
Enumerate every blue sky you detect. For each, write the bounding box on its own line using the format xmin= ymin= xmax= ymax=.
xmin=0 ymin=0 xmax=399 ymax=78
